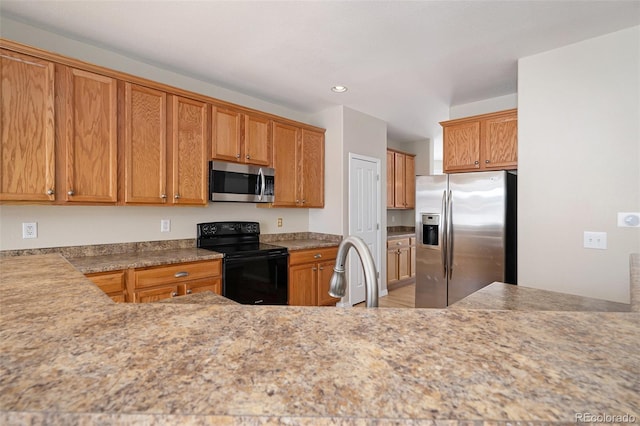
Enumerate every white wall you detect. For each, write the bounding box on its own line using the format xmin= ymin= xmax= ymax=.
xmin=0 ymin=16 xmax=318 ymax=250
xmin=518 ymin=26 xmax=640 ymax=303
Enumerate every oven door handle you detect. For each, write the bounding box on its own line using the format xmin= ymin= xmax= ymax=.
xmin=224 ymin=252 xmax=288 ymax=264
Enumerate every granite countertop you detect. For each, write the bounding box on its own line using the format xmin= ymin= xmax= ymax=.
xmin=269 ymin=239 xmax=340 ymax=251
xmin=155 ymin=290 xmax=238 ymax=306
xmin=387 ymin=231 xmax=416 ymax=239
xmin=1 ymin=254 xmax=638 ymax=424
xmin=450 ymin=282 xmax=631 ymax=312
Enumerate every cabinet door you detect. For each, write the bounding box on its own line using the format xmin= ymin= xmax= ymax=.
xmin=410 ymin=238 xmax=416 ymax=277
xmin=317 ymin=260 xmax=340 ymax=306
xmin=168 ymin=95 xmax=208 ymax=205
xmin=0 ymin=49 xmax=55 ymax=202
xmin=386 ymin=151 xmax=394 ymax=208
xmin=387 ymin=248 xmax=399 ymax=283
xmin=123 ymin=83 xmax=167 ymax=204
xmin=86 ymin=270 xmax=126 ymax=302
xmin=393 ymin=152 xmax=406 ymax=207
xmin=182 ymin=277 xmax=222 ymax=296
xmin=398 ymin=246 xmax=411 ymax=281
xmin=483 ymin=112 xmax=517 ymax=170
xmin=244 ymin=113 xmax=271 ymax=166
xmin=57 ymin=66 xmax=117 ymax=203
xmin=272 ymin=121 xmax=299 ymax=207
xmin=404 ymin=155 xmax=415 ymax=209
xmin=135 ymin=285 xmax=179 ymax=303
xmin=300 ymin=128 xmax=324 ymax=208
xmin=211 ymin=106 xmax=242 ymax=162
xmin=443 ymin=121 xmax=480 ymax=173
xmin=289 ymin=264 xmax=317 ymax=306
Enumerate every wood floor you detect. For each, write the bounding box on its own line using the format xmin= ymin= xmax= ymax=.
xmin=354 ymin=283 xmax=415 ymax=308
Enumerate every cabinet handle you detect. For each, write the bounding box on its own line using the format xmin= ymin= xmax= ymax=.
xmin=171 ymin=292 xmax=178 ymax=297
xmin=160 ymin=194 xmax=167 ymax=199
xmin=312 ymin=267 xmax=317 ymax=271
xmin=474 ymin=161 xmax=479 ymax=165
xmin=67 ymin=190 xmax=74 ymax=196
xmin=186 ymin=289 xmax=192 ymax=294
xmin=296 ymin=199 xmax=300 ymax=204
xmin=46 ymin=189 xmax=55 ymax=195
xmin=314 ymin=253 xmax=322 ymax=258
xmin=174 ymin=271 xmax=189 ymax=278
xmin=302 ymin=199 xmax=306 ymax=204
xmin=174 ymin=194 xmax=180 ymax=199
xmin=485 ymin=159 xmax=490 ymax=164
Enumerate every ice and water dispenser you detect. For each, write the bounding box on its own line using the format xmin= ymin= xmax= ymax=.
xmin=421 ymin=213 xmax=440 ymax=246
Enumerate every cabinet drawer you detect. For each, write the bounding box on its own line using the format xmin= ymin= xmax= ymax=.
xmin=86 ymin=270 xmax=125 ymax=294
xmin=387 ymin=238 xmax=410 ymax=249
xmin=133 ymin=260 xmax=221 ymax=289
xmin=289 ymin=246 xmax=338 ymax=266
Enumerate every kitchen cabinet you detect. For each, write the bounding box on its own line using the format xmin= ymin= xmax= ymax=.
xmin=56 ymin=65 xmax=118 ymax=203
xmin=127 ymin=259 xmax=222 ymax=303
xmin=288 ymin=246 xmax=339 ymax=306
xmin=271 ymin=121 xmax=325 ymax=208
xmin=211 ymin=106 xmax=272 ymax=166
xmin=123 ymin=83 xmax=208 ymax=205
xmin=387 ymin=149 xmax=415 ymax=209
xmin=85 ymin=270 xmax=127 ymax=303
xmin=387 ymin=236 xmax=415 ymax=289
xmin=441 ymin=109 xmax=517 ymax=173
xmin=0 ymin=49 xmax=55 ymax=202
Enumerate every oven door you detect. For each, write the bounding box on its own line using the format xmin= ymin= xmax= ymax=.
xmin=223 ymin=252 xmax=288 ymax=305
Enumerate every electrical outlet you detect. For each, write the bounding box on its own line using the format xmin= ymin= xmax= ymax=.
xmin=160 ymin=219 xmax=171 ymax=232
xmin=22 ymin=222 xmax=38 ymax=239
xmin=584 ymin=231 xmax=607 ymax=250
xmin=277 ymin=218 xmax=283 ymax=228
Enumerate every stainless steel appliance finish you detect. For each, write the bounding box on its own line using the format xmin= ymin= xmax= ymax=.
xmin=328 ymin=235 xmax=379 ymax=308
xmin=415 ymin=171 xmax=517 ymax=308
xmin=209 ymin=161 xmax=275 ymax=203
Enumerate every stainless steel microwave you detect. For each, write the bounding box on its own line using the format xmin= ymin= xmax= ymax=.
xmin=209 ymin=161 xmax=275 ymax=203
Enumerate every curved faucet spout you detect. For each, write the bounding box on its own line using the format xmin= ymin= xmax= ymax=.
xmin=329 ymin=235 xmax=379 ymax=308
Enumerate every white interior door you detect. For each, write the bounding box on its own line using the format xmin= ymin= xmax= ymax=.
xmin=348 ymin=153 xmax=380 ymax=306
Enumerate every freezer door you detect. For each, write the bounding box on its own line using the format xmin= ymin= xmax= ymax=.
xmin=447 ymin=171 xmax=506 ymax=305
xmin=414 ymin=175 xmax=448 ymax=308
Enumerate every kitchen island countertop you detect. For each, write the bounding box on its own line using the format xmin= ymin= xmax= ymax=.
xmin=1 ymin=254 xmax=638 ymax=424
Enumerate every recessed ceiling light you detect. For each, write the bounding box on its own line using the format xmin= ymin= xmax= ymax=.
xmin=331 ymin=85 xmax=348 ymax=93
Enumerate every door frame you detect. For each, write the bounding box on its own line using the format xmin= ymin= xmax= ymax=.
xmin=341 ymin=152 xmax=384 ymax=307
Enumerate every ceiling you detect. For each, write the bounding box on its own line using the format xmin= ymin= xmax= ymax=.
xmin=2 ymin=1 xmax=639 ymax=143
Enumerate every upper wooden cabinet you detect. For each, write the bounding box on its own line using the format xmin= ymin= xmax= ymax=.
xmin=441 ymin=109 xmax=517 ymax=173
xmin=56 ymin=66 xmax=118 ymax=203
xmin=212 ymin=106 xmax=272 ymax=166
xmin=0 ymin=49 xmax=55 ymax=202
xmin=271 ymin=122 xmax=325 ymax=208
xmin=387 ymin=149 xmax=415 ymax=209
xmin=122 ymin=84 xmax=208 ymax=206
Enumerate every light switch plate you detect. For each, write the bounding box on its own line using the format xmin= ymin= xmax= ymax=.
xmin=160 ymin=219 xmax=171 ymax=232
xmin=584 ymin=231 xmax=607 ymax=249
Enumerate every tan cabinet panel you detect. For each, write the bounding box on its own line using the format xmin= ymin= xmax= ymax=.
xmin=386 ymin=151 xmax=394 ymax=208
xmin=289 ymin=264 xmax=317 ymax=306
xmin=0 ymin=49 xmax=55 ymax=202
xmin=387 ymin=149 xmax=415 ymax=209
xmin=244 ymin=113 xmax=271 ymax=166
xmin=86 ymin=270 xmax=126 ymax=302
xmin=483 ymin=113 xmax=518 ymax=170
xmin=300 ymin=128 xmax=324 ymax=208
xmin=272 ymin=121 xmax=299 ymax=207
xmin=443 ymin=121 xmax=481 ymax=172
xmin=211 ymin=106 xmax=242 ymax=162
xmin=182 ymin=277 xmax=222 ymax=296
xmin=289 ymin=246 xmax=338 ymax=306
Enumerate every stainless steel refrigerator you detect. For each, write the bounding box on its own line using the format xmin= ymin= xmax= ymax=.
xmin=415 ymin=170 xmax=517 ymax=308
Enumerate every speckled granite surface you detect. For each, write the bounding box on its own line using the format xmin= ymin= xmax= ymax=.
xmin=387 ymin=226 xmax=416 ymax=239
xmin=1 ymin=254 xmax=638 ymax=424
xmin=156 ymin=290 xmax=238 ymax=305
xmin=450 ymin=282 xmax=631 ymax=312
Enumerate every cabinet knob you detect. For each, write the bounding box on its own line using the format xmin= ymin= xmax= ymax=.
xmin=302 ymin=199 xmax=306 ymax=204
xmin=46 ymin=189 xmax=55 ymax=195
xmin=171 ymin=292 xmax=178 ymax=297
xmin=474 ymin=161 xmax=479 ymax=165
xmin=485 ymin=159 xmax=490 ymax=164
xmin=174 ymin=194 xmax=180 ymax=199
xmin=246 ymin=155 xmax=250 ymax=159
xmin=319 ymin=266 xmax=324 ymax=270
xmin=160 ymin=194 xmax=167 ymax=199
xmin=186 ymin=289 xmax=192 ymax=294
xmin=296 ymin=199 xmax=300 ymax=204
xmin=312 ymin=267 xmax=317 ymax=271
xmin=396 ymin=241 xmax=402 ymax=245
xmin=236 ymin=154 xmax=241 ymax=158
xmin=314 ymin=253 xmax=322 ymax=259
xmin=67 ymin=190 xmax=74 ymax=196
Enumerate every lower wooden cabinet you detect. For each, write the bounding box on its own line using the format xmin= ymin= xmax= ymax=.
xmin=288 ymin=246 xmax=339 ymax=306
xmin=387 ymin=237 xmax=416 ymax=289
xmin=85 ymin=270 xmax=127 ymax=302
xmin=86 ymin=259 xmax=222 ymax=303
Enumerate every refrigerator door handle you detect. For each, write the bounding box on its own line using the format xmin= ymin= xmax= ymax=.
xmin=448 ymin=189 xmax=454 ymax=280
xmin=441 ymin=190 xmax=447 ymax=278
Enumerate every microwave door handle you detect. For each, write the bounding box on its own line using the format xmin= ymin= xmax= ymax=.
xmin=258 ymin=168 xmax=265 ymax=201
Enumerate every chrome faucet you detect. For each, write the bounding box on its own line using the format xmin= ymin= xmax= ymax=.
xmin=328 ymin=235 xmax=379 ymax=308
